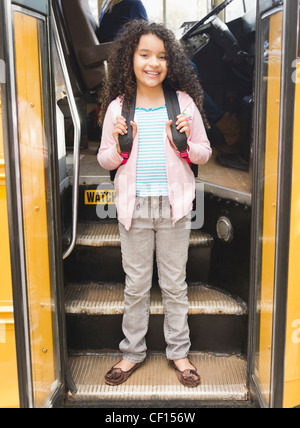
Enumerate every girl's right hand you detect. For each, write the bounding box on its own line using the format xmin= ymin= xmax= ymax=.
xmin=113 ymin=116 xmax=137 ymax=154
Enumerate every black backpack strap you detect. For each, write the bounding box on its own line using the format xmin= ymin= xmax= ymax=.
xmin=163 ymin=85 xmax=188 ymax=153
xmin=163 ymin=86 xmax=197 ymax=176
xmin=119 ymin=91 xmax=137 ymax=154
xmin=109 ymin=92 xmax=136 ymax=181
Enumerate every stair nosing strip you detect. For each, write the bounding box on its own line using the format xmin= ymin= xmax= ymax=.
xmin=64 ymin=283 xmax=247 ymax=316
xmin=73 ymin=223 xmax=214 ymax=248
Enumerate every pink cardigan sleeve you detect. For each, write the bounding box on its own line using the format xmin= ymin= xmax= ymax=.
xmin=97 ymin=101 xmax=123 ymax=171
xmin=187 ymin=102 xmax=212 ymax=165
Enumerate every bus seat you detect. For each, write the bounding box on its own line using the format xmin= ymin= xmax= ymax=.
xmin=53 ymin=0 xmax=113 ymax=92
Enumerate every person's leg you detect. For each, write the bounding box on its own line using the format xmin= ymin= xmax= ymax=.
xmin=203 ymin=90 xmax=224 ymax=124
xmin=203 ymin=91 xmax=241 ymax=146
xmin=190 ymin=61 xmax=240 ymax=146
xmin=118 ymin=197 xmax=155 ymax=365
xmin=155 ymin=198 xmax=191 ymax=362
xmin=154 ymin=200 xmax=200 ymax=386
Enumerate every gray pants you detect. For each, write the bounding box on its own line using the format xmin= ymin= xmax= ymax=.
xmin=118 ymin=196 xmax=191 ymax=363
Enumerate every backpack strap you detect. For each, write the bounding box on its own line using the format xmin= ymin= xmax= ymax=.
xmin=162 ymin=85 xmax=192 ymax=169
xmin=163 ymin=85 xmax=188 ymax=152
xmin=110 ymin=87 xmax=196 ymax=181
xmin=109 ymin=92 xmax=136 ymax=180
xmin=118 ymin=91 xmax=136 ymax=162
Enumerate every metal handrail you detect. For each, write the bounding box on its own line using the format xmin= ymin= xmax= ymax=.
xmin=52 ymin=13 xmax=81 ymax=260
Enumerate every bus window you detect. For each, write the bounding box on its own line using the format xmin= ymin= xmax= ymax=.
xmin=141 ymin=0 xmax=164 ymax=25
xmin=225 ymin=0 xmax=256 ymax=22
xmin=95 ymin=0 xmax=209 ymax=32
xmin=88 ymin=0 xmax=99 ymax=20
xmin=164 ymin=0 xmax=208 ymax=31
xmin=225 ymin=0 xmax=245 ymax=22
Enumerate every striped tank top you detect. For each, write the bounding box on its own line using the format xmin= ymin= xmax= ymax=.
xmin=135 ymin=105 xmax=169 ymax=197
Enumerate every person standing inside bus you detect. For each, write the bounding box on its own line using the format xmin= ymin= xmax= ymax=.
xmin=96 ymin=0 xmax=148 ymax=43
xmin=97 ymin=20 xmax=211 ymax=387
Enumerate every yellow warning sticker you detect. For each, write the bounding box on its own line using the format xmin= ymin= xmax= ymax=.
xmin=85 ymin=190 xmax=116 ymax=205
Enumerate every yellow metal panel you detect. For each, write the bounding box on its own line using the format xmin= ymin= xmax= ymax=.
xmin=283 ymin=61 xmax=300 ymax=408
xmin=0 ymin=86 xmax=20 ymax=408
xmin=256 ymin=11 xmax=282 ymax=405
xmin=14 ymin=11 xmax=56 ymax=408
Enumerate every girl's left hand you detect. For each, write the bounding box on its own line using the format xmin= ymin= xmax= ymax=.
xmin=166 ymin=114 xmax=190 ymax=152
xmin=175 ymin=114 xmax=190 ymax=139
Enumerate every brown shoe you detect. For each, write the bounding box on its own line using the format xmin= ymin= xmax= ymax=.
xmin=105 ymin=361 xmax=142 ymax=386
xmin=171 ymin=360 xmax=201 ymax=388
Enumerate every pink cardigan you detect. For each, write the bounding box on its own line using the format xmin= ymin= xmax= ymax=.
xmin=97 ymin=91 xmax=212 ymax=230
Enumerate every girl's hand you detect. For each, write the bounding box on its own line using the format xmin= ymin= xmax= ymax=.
xmin=113 ymin=116 xmax=137 ymax=154
xmin=113 ymin=116 xmax=127 ymax=154
xmin=176 ymin=114 xmax=190 ymax=139
xmin=166 ymin=114 xmax=190 ymax=153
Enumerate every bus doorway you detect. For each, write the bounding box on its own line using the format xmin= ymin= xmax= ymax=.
xmin=59 ymin=0 xmax=300 ymax=408
xmin=59 ymin=0 xmax=253 ymax=407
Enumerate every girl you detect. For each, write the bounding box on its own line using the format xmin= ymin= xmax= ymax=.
xmin=97 ymin=20 xmax=212 ymax=387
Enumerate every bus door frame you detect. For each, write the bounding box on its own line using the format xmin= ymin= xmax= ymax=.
xmin=0 ymin=0 xmax=33 ymax=408
xmin=248 ymin=0 xmax=299 ymax=408
xmin=0 ymin=0 xmax=74 ymax=407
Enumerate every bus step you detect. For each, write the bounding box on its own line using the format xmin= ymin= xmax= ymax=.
xmin=63 ymin=223 xmax=214 ymax=283
xmin=65 ymin=282 xmax=247 ymax=354
xmin=65 ymin=282 xmax=247 ymax=316
xmin=69 ymin=222 xmax=214 ymax=248
xmin=66 ymin=352 xmax=248 ymax=405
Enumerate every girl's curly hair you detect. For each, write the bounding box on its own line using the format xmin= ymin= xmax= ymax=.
xmin=98 ymin=20 xmax=209 ymax=128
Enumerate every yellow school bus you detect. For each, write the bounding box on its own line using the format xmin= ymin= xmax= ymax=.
xmin=0 ymin=0 xmax=299 ymax=408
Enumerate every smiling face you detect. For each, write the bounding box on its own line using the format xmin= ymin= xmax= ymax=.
xmin=133 ymin=33 xmax=168 ymax=91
